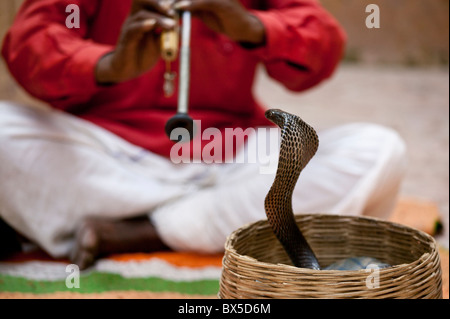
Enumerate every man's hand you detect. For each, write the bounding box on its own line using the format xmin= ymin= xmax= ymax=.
xmin=96 ymin=0 xmax=177 ymax=84
xmin=174 ymin=0 xmax=265 ymax=45
xmin=96 ymin=0 xmax=266 ymax=85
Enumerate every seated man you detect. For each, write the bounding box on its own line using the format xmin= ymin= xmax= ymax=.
xmin=0 ymin=0 xmax=406 ymax=269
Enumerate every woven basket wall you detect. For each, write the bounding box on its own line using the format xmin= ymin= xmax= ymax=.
xmin=219 ymin=214 xmax=442 ymax=299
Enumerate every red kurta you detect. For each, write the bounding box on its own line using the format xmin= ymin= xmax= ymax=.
xmin=2 ymin=0 xmax=346 ymax=159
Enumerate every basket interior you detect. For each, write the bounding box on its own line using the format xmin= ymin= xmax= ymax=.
xmin=229 ymin=214 xmax=436 ymax=269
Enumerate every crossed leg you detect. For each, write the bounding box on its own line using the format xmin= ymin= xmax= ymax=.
xmin=0 ymin=102 xmax=205 ymax=266
xmin=70 ymin=216 xmax=169 ymax=269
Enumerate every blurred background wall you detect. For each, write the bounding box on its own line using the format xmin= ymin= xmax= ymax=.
xmin=0 ymin=0 xmax=33 ymax=104
xmin=321 ymin=0 xmax=449 ymax=65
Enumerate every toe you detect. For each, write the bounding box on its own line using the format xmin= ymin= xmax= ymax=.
xmin=70 ymin=221 xmax=100 ymax=270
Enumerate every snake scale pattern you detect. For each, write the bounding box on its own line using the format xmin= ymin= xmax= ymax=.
xmin=264 ymin=109 xmax=321 ymax=270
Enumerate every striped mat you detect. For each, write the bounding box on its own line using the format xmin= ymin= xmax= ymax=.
xmin=0 ymin=251 xmax=223 ymax=299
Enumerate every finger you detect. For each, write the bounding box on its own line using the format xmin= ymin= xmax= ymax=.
xmin=159 ymin=0 xmax=177 ymax=17
xmin=126 ymin=18 xmax=157 ymax=36
xmin=173 ymin=0 xmax=213 ymax=11
xmin=130 ymin=10 xmax=176 ymax=27
xmin=132 ymin=0 xmax=177 ymax=17
xmin=125 ymin=11 xmax=176 ymax=37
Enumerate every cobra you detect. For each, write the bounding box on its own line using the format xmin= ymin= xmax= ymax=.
xmin=264 ymin=109 xmax=321 ymax=270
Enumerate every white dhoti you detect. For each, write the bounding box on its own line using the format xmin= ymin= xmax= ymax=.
xmin=0 ymin=102 xmax=407 ymax=257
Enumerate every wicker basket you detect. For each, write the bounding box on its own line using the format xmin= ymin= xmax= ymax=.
xmin=219 ymin=214 xmax=442 ymax=299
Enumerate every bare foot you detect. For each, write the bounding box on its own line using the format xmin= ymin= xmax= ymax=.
xmin=70 ymin=216 xmax=169 ymax=270
xmin=0 ymin=218 xmax=22 ymax=259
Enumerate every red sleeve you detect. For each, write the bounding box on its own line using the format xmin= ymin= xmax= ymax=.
xmin=1 ymin=0 xmax=114 ymax=111
xmin=249 ymin=0 xmax=347 ymax=92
